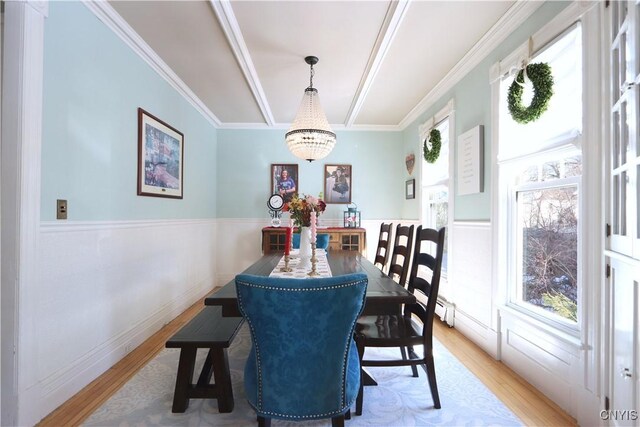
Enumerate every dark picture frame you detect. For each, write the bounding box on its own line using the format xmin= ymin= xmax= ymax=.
xmin=406 ymin=179 xmax=415 ymax=199
xmin=324 ymin=164 xmax=352 ymax=204
xmin=271 ymin=164 xmax=299 ymax=203
xmin=137 ymin=108 xmax=184 ymax=199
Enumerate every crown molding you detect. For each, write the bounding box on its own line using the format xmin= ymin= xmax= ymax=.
xmin=337 ymin=123 xmax=401 ymax=132
xmin=26 ymin=0 xmax=48 ymax=17
xmin=398 ymin=0 xmax=544 ymax=130
xmin=217 ymin=122 xmax=401 ymax=132
xmin=345 ymin=0 xmax=411 ymax=126
xmin=81 ymin=0 xmax=221 ymax=128
xmin=209 ymin=0 xmax=275 ymax=126
xmin=217 ymin=122 xmax=281 ymax=130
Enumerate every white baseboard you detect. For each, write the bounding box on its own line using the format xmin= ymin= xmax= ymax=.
xmin=36 ymin=279 xmax=214 ymax=421
xmin=454 ymin=308 xmax=500 ymax=359
xmin=576 ymin=385 xmax=603 ymax=426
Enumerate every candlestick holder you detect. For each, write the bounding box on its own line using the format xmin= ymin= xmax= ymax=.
xmin=280 ymin=254 xmax=293 ymax=272
xmin=308 ymin=243 xmax=319 ymax=276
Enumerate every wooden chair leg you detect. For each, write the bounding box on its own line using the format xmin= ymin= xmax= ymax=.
xmin=407 ymin=346 xmax=419 ymax=377
xmin=257 ymin=416 xmax=271 ymax=427
xmin=400 ymin=346 xmax=408 ymax=360
xmin=345 ymin=409 xmax=351 ymax=420
xmin=355 ymin=336 xmax=365 ymax=416
xmin=331 ymin=414 xmax=345 ymax=427
xmin=425 ymin=353 xmax=441 ymax=409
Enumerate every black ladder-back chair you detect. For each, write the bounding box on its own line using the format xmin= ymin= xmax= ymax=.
xmin=355 ymin=226 xmax=446 ymax=414
xmin=386 ymin=224 xmax=414 ymax=287
xmin=373 ymin=223 xmax=393 ymax=272
xmin=383 ymin=224 xmax=415 ymax=380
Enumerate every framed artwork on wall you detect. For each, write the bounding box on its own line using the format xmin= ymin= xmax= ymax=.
xmin=406 ymin=179 xmax=415 ymax=199
xmin=271 ymin=164 xmax=299 ymax=203
xmin=137 ymin=108 xmax=184 ymax=199
xmin=324 ymin=164 xmax=352 ymax=204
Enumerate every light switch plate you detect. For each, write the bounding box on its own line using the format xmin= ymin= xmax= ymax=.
xmin=57 ymin=199 xmax=67 ymax=220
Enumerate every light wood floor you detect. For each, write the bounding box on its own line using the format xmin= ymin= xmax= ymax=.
xmin=38 ymin=293 xmax=577 ymax=427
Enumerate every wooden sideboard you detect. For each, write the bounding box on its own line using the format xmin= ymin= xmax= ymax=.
xmin=262 ymin=227 xmax=367 ymax=256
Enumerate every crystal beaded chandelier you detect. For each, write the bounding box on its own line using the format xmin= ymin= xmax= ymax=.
xmin=285 ymin=56 xmax=336 ymax=162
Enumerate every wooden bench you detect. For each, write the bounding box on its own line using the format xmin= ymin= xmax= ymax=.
xmin=166 ymin=306 xmax=244 ymax=413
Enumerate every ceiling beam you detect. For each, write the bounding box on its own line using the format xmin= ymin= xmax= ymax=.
xmin=344 ymin=0 xmax=411 ymax=127
xmin=209 ymin=0 xmax=275 ymax=126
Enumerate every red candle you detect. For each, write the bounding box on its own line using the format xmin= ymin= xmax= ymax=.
xmin=284 ymin=227 xmax=292 ymax=255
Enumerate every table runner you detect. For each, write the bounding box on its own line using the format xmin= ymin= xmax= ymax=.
xmin=269 ymin=249 xmax=333 ymax=278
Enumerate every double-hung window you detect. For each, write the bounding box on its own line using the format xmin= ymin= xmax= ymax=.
xmin=421 ymin=109 xmax=452 ymax=278
xmin=498 ymin=24 xmax=583 ymax=328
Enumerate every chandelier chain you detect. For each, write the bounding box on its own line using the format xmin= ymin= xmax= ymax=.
xmin=309 ymin=64 xmax=315 ymax=89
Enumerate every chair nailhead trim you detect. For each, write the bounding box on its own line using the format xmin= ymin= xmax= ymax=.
xmin=236 ymin=278 xmax=367 ymax=292
xmin=236 ymin=277 xmax=366 ymax=417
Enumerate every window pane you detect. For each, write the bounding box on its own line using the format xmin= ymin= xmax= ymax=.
xmin=516 ymin=154 xmax=582 ymax=185
xmin=519 ymin=186 xmax=578 ymax=322
xmin=422 ymin=117 xmax=450 ymax=274
xmin=435 ymin=201 xmax=448 ymax=274
xmin=421 ymin=190 xmax=448 ymax=274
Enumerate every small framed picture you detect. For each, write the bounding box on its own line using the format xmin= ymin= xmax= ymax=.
xmin=406 ymin=179 xmax=415 ymax=199
xmin=137 ymin=108 xmax=184 ymax=199
xmin=324 ymin=164 xmax=352 ymax=204
xmin=271 ymin=164 xmax=299 ymax=203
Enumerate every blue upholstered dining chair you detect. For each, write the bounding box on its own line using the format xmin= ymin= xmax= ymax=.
xmin=292 ymin=232 xmax=330 ymax=250
xmin=235 ymin=273 xmax=368 ymax=427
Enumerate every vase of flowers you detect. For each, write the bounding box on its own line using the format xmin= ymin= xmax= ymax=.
xmin=297 ymin=226 xmax=312 ymax=267
xmin=284 ymin=194 xmax=326 ymax=268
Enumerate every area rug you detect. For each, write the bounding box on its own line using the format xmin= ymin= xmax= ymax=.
xmin=84 ymin=325 xmax=522 ymax=426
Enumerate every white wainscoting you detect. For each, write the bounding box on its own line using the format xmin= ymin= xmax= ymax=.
xmin=31 ymin=219 xmax=217 ymax=422
xmin=215 ymin=218 xmax=270 ymax=286
xmin=449 ymin=221 xmax=499 ymax=357
xmin=499 ymin=307 xmax=582 ymax=416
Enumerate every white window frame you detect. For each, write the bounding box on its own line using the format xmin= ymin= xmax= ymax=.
xmin=419 ymin=100 xmax=454 ymax=295
xmin=491 ymin=4 xmax=601 ymax=340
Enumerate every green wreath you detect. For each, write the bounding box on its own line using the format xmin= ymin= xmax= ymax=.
xmin=423 ymin=128 xmax=442 ymax=163
xmin=507 ymin=62 xmax=554 ymax=124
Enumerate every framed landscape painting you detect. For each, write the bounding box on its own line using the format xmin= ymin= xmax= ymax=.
xmin=137 ymin=108 xmax=184 ymax=199
xmin=324 ymin=164 xmax=352 ymax=204
xmin=271 ymin=164 xmax=299 ymax=203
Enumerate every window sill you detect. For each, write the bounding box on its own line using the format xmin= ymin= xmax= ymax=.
xmin=499 ymin=304 xmax=584 ymax=352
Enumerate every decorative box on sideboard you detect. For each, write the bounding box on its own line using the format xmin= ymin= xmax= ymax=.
xmin=261 ymin=227 xmax=367 ymax=256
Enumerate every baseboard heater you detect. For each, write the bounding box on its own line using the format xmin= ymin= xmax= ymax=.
xmin=435 ymin=297 xmax=455 ymax=327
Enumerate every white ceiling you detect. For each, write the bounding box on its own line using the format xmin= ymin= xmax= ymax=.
xmin=109 ymin=0 xmax=517 ymax=129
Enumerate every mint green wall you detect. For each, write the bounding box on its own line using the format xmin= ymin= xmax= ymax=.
xmin=41 ymin=2 xmax=217 ymax=221
xmin=402 ymin=1 xmax=570 ymax=221
xmin=217 ymin=129 xmax=404 ymax=220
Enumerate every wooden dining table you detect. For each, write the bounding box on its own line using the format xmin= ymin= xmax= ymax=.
xmin=204 ymin=251 xmax=414 ymax=390
xmin=204 ymin=251 xmax=415 ymax=316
